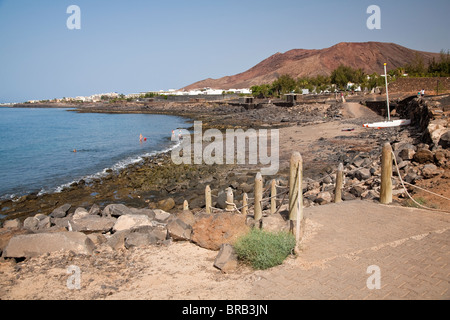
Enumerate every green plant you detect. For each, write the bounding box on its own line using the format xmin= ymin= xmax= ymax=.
xmin=234 ymin=229 xmax=296 ymax=270
xmin=404 ymin=197 xmax=438 ymax=209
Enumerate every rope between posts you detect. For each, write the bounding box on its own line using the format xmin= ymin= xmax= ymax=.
xmin=391 ymin=150 xmax=450 ymax=214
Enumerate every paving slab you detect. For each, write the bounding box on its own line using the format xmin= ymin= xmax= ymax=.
xmin=249 ymin=200 xmax=450 ymax=300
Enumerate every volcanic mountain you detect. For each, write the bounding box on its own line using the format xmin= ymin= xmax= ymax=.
xmin=182 ymin=42 xmax=440 ymax=90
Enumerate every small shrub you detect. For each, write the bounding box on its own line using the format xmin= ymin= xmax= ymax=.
xmin=234 ymin=229 xmax=296 ymax=270
xmin=404 ymin=197 xmax=438 ymax=209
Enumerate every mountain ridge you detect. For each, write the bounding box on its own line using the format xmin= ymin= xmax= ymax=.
xmin=181 ymin=42 xmax=441 ymax=90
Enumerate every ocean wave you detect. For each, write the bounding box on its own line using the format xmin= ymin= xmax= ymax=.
xmin=37 ymin=140 xmax=183 ymax=196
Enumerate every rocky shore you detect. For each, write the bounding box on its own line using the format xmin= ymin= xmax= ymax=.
xmin=1 ymin=94 xmax=449 ymax=299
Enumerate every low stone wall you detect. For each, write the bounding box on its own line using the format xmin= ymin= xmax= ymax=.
xmin=389 ymin=77 xmax=450 ymax=95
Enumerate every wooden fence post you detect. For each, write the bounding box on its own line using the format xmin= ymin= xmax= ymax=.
xmin=380 ymin=143 xmax=393 ymax=204
xmin=205 ymin=185 xmax=212 ymax=214
xmin=289 ymin=152 xmax=302 ymax=222
xmin=242 ymin=193 xmax=248 ymax=216
xmin=226 ymin=187 xmax=234 ymax=212
xmin=271 ymin=179 xmax=277 ymax=214
xmin=254 ymin=172 xmax=263 ymax=221
xmin=334 ymin=163 xmax=344 ymax=203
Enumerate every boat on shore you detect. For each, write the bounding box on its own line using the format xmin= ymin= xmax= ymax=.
xmin=363 ymin=119 xmax=411 ymax=128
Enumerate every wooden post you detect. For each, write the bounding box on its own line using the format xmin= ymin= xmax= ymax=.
xmin=183 ymin=200 xmax=189 ymax=211
xmin=205 ymin=185 xmax=212 ymax=214
xmin=334 ymin=163 xmax=344 ymax=203
xmin=226 ymin=187 xmax=234 ymax=212
xmin=380 ymin=143 xmax=393 ymax=204
xmin=289 ymin=152 xmax=302 ymax=222
xmin=296 ymin=160 xmax=303 ymax=246
xmin=254 ymin=172 xmax=263 ymax=221
xmin=270 ymin=179 xmax=277 ymax=214
xmin=242 ymin=193 xmax=248 ymax=216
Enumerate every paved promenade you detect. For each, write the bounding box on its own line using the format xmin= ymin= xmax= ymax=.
xmin=248 ymin=200 xmax=450 ymax=300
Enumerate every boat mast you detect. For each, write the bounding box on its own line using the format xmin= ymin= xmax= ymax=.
xmin=384 ymin=63 xmax=391 ymax=121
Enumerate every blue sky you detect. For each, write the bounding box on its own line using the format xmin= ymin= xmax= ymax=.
xmin=0 ymin=0 xmax=449 ymax=103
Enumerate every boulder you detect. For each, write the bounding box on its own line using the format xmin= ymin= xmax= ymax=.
xmin=2 ymin=219 xmax=22 ymax=229
xmin=350 ymin=186 xmax=365 ymax=198
xmin=261 ymin=213 xmax=289 ymax=233
xmin=50 ymin=216 xmax=72 ymax=230
xmin=0 ymin=229 xmax=30 ymax=255
xmin=89 ymin=204 xmax=101 ymax=216
xmin=421 ymin=164 xmax=441 ymax=179
xmin=214 ymin=244 xmax=238 ymax=273
xmin=167 ymin=218 xmax=192 ymax=241
xmin=216 ymin=190 xmax=227 ymax=209
xmin=157 ymin=198 xmax=175 ymax=211
xmin=24 ymin=214 xmax=51 ymax=231
xmin=70 ymin=216 xmax=116 ymax=233
xmin=414 ymin=149 xmax=434 ymax=164
xmin=239 ymin=183 xmax=253 ymax=194
xmin=131 ymin=208 xmax=156 ymax=220
xmin=124 ymin=232 xmax=159 ymax=249
xmin=73 ymin=207 xmax=89 ymax=220
xmin=438 ymin=131 xmax=450 ymax=149
xmin=50 ymin=203 xmax=71 ymax=218
xmin=315 ymin=191 xmax=332 ymax=205
xmin=434 ymin=149 xmax=449 ymax=167
xmin=3 ymin=232 xmax=95 ymax=258
xmin=87 ymin=233 xmax=107 ymax=246
xmin=354 ymin=168 xmax=371 ymax=181
xmin=153 ymin=209 xmax=171 ymax=223
xmin=342 ymin=192 xmax=357 ymax=201
xmin=113 ymin=214 xmax=154 ymax=232
xmin=34 ymin=214 xmax=51 ymax=230
xmin=103 ymin=204 xmax=134 ymax=217
xmin=175 ymin=210 xmax=196 ymax=227
xmin=398 ymin=145 xmax=416 ymax=160
xmin=151 ymin=225 xmax=168 ymax=242
xmin=23 ymin=216 xmax=39 ymax=231
xmin=106 ymin=230 xmax=129 ymax=250
xmin=192 ymin=213 xmax=250 ymax=251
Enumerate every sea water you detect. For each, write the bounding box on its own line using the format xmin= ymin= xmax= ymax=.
xmin=0 ymin=108 xmax=189 ymax=200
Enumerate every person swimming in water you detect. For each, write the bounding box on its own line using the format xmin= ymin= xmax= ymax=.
xmin=139 ymin=133 xmax=143 ymax=143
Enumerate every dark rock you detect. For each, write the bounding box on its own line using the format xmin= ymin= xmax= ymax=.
xmin=167 ymin=218 xmax=192 ymax=241
xmin=354 ymin=168 xmax=371 ymax=181
xmin=398 ymin=145 xmax=416 ymax=160
xmin=124 ymin=232 xmax=159 ymax=248
xmin=214 ymin=244 xmax=238 ymax=273
xmin=50 ymin=203 xmax=71 ymax=218
xmin=157 ymin=198 xmax=175 ymax=211
xmin=421 ymin=164 xmax=441 ymax=179
xmin=342 ymin=192 xmax=357 ymax=201
xmin=414 ymin=149 xmax=434 ymax=164
xmin=153 ymin=209 xmax=171 ymax=223
xmin=89 ymin=204 xmax=101 ymax=216
xmin=438 ymin=131 xmax=450 ymax=149
xmin=175 ymin=210 xmax=196 ymax=227
xmin=103 ymin=204 xmax=133 ymax=217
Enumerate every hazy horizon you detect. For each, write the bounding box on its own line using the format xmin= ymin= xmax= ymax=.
xmin=1 ymin=0 xmax=449 ymax=103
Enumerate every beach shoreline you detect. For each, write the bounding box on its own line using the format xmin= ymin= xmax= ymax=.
xmin=1 ymin=95 xmax=448 ymax=222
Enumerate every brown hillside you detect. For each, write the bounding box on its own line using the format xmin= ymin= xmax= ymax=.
xmin=182 ymin=42 xmax=440 ymax=90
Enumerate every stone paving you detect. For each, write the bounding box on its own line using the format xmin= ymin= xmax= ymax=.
xmin=248 ymin=200 xmax=450 ymax=300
